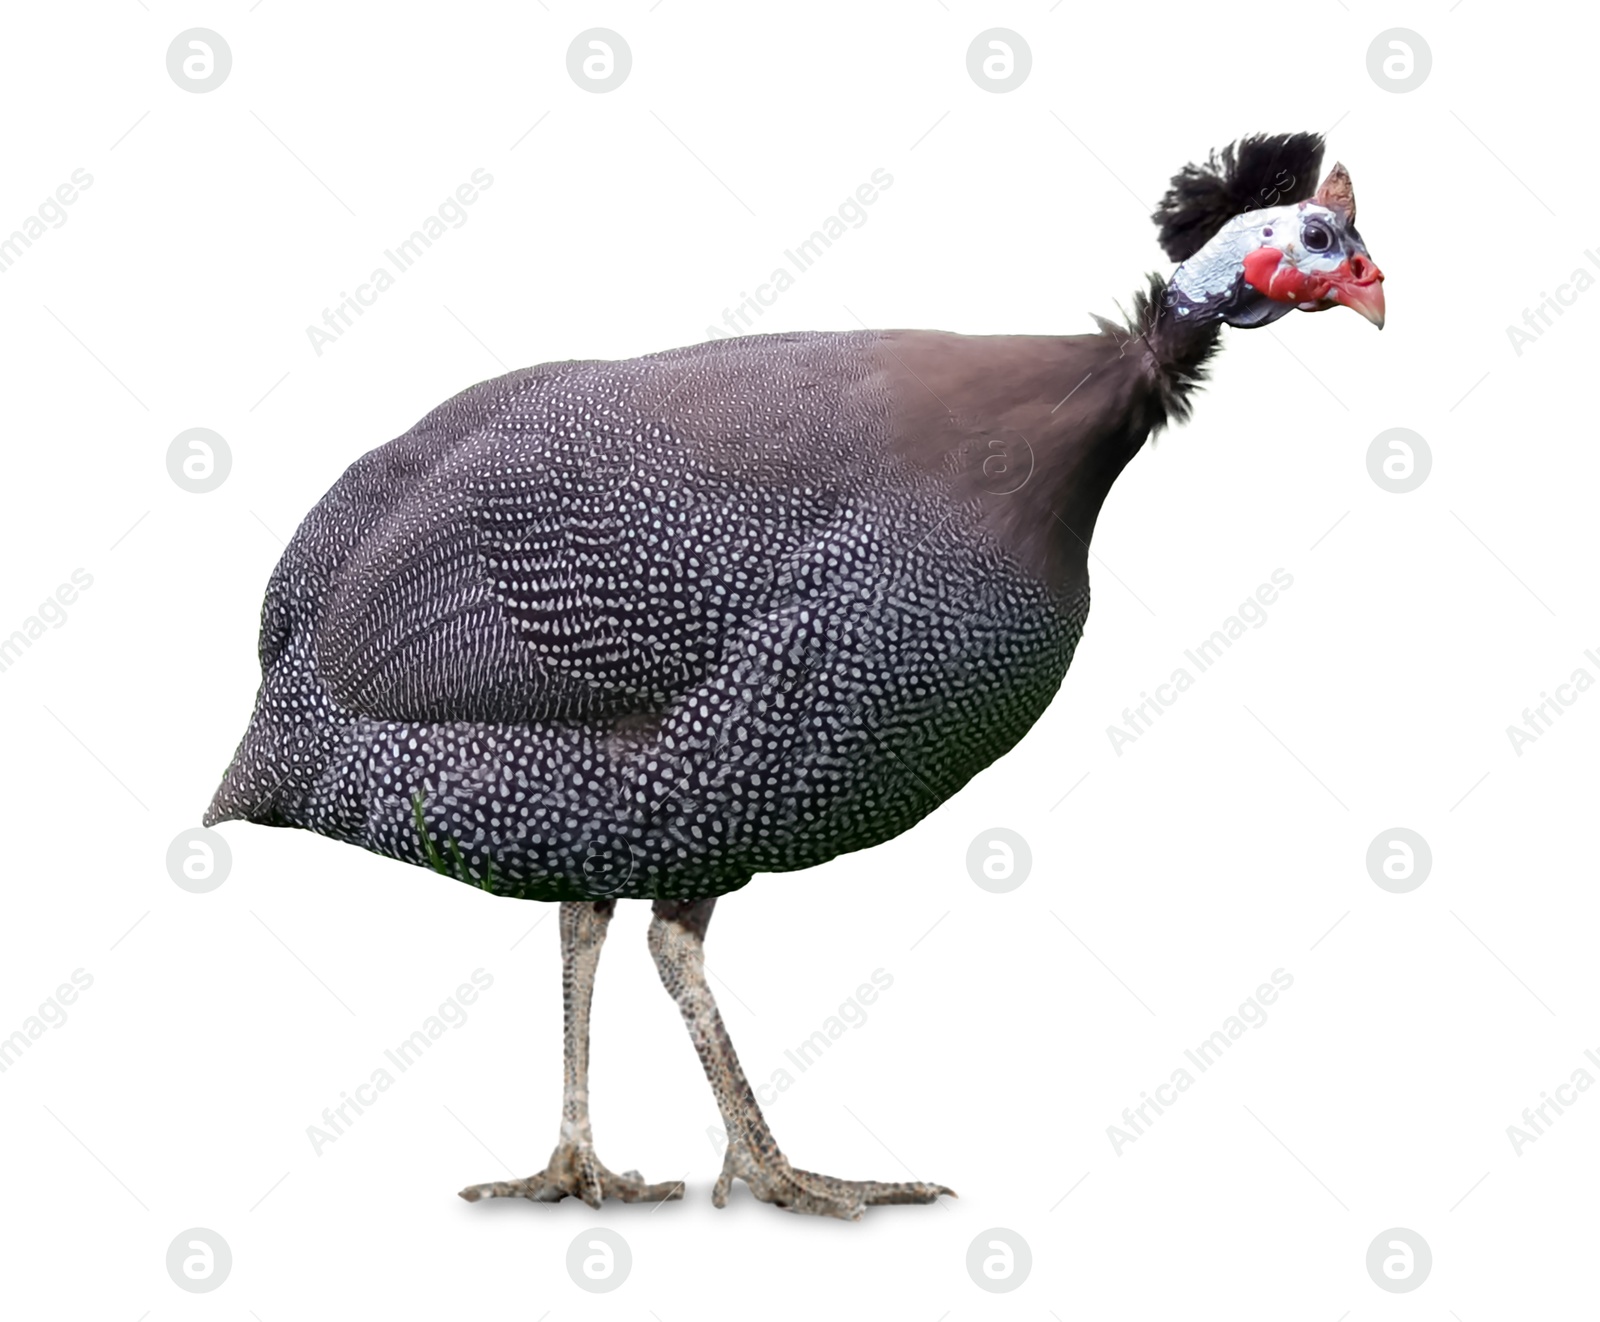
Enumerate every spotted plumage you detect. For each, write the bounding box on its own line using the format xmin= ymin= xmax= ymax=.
xmin=208 ymin=332 xmax=1088 ymax=900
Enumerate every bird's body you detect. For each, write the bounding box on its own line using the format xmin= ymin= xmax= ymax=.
xmin=207 ymin=327 xmax=1166 ymax=898
xmin=208 ymin=133 xmax=1387 ymax=1218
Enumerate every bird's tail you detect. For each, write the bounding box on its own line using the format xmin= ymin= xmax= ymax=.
xmin=203 ymin=691 xmax=319 ymax=828
xmin=204 ymin=708 xmax=277 ymax=827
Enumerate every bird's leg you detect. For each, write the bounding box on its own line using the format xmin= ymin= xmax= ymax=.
xmin=649 ymin=898 xmax=954 ymax=1221
xmin=459 ymin=899 xmax=683 ymax=1207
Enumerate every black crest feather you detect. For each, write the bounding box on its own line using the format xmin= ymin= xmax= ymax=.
xmin=1151 ymin=133 xmax=1325 ymax=262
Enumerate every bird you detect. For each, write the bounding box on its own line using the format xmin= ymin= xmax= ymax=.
xmin=206 ymin=132 xmax=1384 ymax=1220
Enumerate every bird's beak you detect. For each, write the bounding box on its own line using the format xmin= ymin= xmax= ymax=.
xmin=1326 ymin=252 xmax=1386 ymax=329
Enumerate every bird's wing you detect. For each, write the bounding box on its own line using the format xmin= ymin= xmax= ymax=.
xmin=301 ymin=335 xmax=882 ymax=726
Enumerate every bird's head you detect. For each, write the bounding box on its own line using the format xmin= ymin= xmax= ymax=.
xmin=1154 ymin=134 xmax=1386 ymax=331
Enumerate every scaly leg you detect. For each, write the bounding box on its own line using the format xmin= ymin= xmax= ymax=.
xmin=648 ymin=898 xmax=954 ymax=1221
xmin=460 ymin=899 xmax=683 ymax=1207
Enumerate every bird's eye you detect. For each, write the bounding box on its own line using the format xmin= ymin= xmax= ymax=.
xmin=1302 ymin=221 xmax=1333 ymax=253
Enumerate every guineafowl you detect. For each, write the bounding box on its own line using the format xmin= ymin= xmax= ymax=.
xmin=207 ymin=132 xmax=1384 ymax=1219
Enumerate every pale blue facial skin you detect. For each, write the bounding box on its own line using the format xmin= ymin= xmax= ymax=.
xmin=1171 ymin=200 xmax=1352 ymax=305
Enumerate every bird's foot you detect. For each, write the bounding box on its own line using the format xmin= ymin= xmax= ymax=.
xmin=458 ymin=1139 xmax=684 ymax=1209
xmin=714 ymin=1140 xmax=954 ymax=1220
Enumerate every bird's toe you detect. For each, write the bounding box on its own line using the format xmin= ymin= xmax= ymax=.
xmin=715 ymin=1144 xmax=951 ymax=1219
xmin=459 ymin=1143 xmax=683 ymax=1207
xmin=790 ymin=1168 xmax=954 ymax=1211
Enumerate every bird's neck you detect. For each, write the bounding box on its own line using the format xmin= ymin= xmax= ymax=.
xmin=878 ymin=282 xmax=1222 ymax=593
xmin=1034 ymin=292 xmax=1224 ymax=568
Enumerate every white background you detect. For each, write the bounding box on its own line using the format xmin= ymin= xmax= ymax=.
xmin=1 ymin=1 xmax=1594 ymax=1316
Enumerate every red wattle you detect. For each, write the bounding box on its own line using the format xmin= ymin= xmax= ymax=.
xmin=1241 ymin=247 xmax=1284 ymax=296
xmin=1242 ymin=248 xmax=1336 ymax=304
